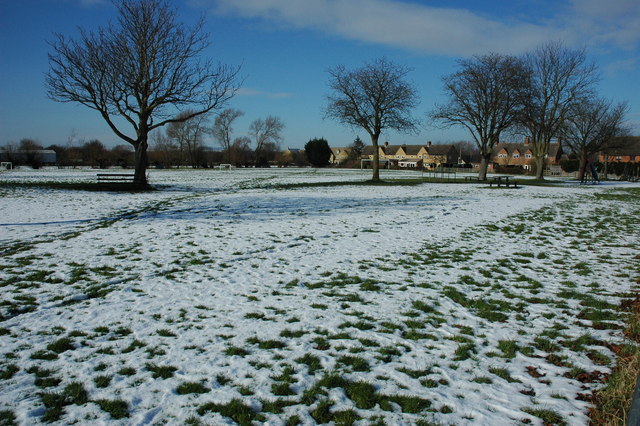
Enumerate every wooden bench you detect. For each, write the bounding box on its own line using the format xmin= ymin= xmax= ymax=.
xmin=464 ymin=176 xmax=480 ymax=181
xmin=489 ymin=176 xmax=518 ymax=188
xmin=97 ymin=173 xmax=136 ymax=184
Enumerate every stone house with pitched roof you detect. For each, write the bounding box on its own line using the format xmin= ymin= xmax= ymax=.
xmin=491 ymin=137 xmax=564 ymax=175
xmin=357 ymin=141 xmax=460 ymax=169
xmin=329 ymin=147 xmax=351 ymax=165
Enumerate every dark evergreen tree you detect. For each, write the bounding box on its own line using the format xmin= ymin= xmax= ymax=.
xmin=304 ymin=138 xmax=332 ymax=167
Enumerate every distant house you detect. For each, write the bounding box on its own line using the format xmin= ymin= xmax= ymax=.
xmin=423 ymin=143 xmax=459 ymax=168
xmin=329 ymin=147 xmax=351 ymax=165
xmin=280 ymin=148 xmax=305 ymax=166
xmin=358 ymin=141 xmax=460 ymax=169
xmin=491 ymin=137 xmax=564 ymax=175
xmin=598 ymin=136 xmax=640 ymax=163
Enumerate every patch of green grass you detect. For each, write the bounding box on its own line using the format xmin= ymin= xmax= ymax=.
xmin=345 ymin=381 xmax=378 ymax=409
xmin=260 ymin=398 xmax=297 ymax=414
xmin=382 ymin=394 xmax=432 ymax=414
xmin=94 ymin=399 xmax=129 ymax=419
xmin=489 ymin=367 xmax=520 ymax=383
xmin=46 ymin=337 xmax=75 ymax=354
xmin=533 ymin=336 xmax=561 ymax=353
xmin=0 ymin=410 xmax=17 ymax=425
xmin=40 ymin=382 xmax=88 ymax=422
xmin=156 ymin=329 xmax=176 ymax=337
xmin=472 ymin=376 xmax=493 ymax=384
xmin=176 ymin=382 xmax=211 ymax=395
xmin=497 ymin=340 xmax=520 ymax=359
xmin=246 ymin=337 xmax=287 ymax=350
xmin=453 ymin=343 xmax=476 ymax=361
xmin=271 ymin=382 xmax=295 ymax=396
xmin=224 ymin=345 xmax=249 ymax=357
xmin=0 ymin=364 xmax=19 ymax=380
xmin=117 ymin=367 xmax=136 ymax=376
xmin=376 ymin=346 xmax=403 ymax=363
xmin=337 ymin=355 xmax=370 ymax=372
xmin=30 ymin=350 xmax=58 ymax=361
xmin=333 ymin=408 xmax=361 ymax=425
xmin=122 ymin=339 xmax=146 ymax=354
xmin=295 ymin=353 xmax=322 ymax=374
xmin=94 ymin=375 xmax=111 ymax=388
xmin=197 ymin=399 xmax=257 ymax=424
xmin=145 ymin=363 xmax=177 ymax=379
xmin=523 ymin=407 xmax=566 ymax=425
xmin=279 ymin=328 xmax=306 ymax=338
xmin=310 ymin=399 xmax=334 ymax=423
xmin=398 ymin=366 xmax=433 ymax=379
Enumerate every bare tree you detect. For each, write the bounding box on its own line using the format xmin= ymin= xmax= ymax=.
xmin=46 ymin=0 xmax=240 ymax=184
xmin=326 ymin=58 xmax=419 ymax=181
xmin=249 ymin=116 xmax=284 ymax=167
xmin=230 ymin=136 xmax=253 ymax=167
xmin=518 ymin=42 xmax=598 ymax=179
xmin=212 ymin=108 xmax=244 ymax=164
xmin=166 ymin=110 xmax=209 ymax=168
xmin=561 ymin=98 xmax=628 ymax=181
xmin=82 ymin=139 xmax=109 ymax=168
xmin=431 ymin=54 xmax=527 ymax=180
xmin=150 ymin=131 xmax=180 ymax=168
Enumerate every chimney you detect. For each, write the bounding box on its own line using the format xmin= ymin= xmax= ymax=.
xmin=524 ymin=136 xmax=530 ymax=145
xmin=427 ymin=141 xmax=432 ymax=147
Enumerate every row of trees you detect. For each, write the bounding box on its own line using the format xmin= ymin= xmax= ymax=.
xmin=1 ymin=138 xmax=134 ymax=169
xmin=430 ymin=43 xmax=628 ymax=181
xmin=150 ymin=109 xmax=286 ymax=168
xmin=44 ymin=0 xmax=630 ymax=184
xmin=326 ymin=44 xmax=629 ymax=182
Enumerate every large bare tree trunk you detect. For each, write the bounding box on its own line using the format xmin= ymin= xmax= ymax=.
xmin=577 ymin=155 xmax=588 ymax=182
xmin=134 ymin=140 xmax=149 ymax=185
xmin=371 ymin=134 xmax=380 ymax=182
xmin=478 ymin=154 xmax=491 ymax=181
xmin=534 ymin=156 xmax=545 ymax=180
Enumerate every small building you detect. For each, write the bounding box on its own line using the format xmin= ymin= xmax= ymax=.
xmin=491 ymin=137 xmax=564 ymax=175
xmin=329 ymin=147 xmax=351 ymax=165
xmin=598 ymin=136 xmax=640 ymax=163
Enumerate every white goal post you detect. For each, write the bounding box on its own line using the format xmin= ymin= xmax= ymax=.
xmin=1 ymin=162 xmax=12 ymax=170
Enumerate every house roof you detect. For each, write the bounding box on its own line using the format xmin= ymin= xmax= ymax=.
xmin=330 ymin=147 xmax=351 ymax=155
xmin=426 ymin=144 xmax=457 ymax=156
xmin=492 ymin=142 xmax=531 ymax=155
xmin=605 ymin=136 xmax=640 ymax=156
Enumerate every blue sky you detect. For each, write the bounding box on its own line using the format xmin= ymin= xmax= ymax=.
xmin=0 ymin=0 xmax=639 ymax=149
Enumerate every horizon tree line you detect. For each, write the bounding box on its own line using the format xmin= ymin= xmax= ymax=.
xmin=41 ymin=0 xmax=633 ymax=183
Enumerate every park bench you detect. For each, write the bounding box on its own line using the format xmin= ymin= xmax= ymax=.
xmin=97 ymin=173 xmax=136 ymax=184
xmin=464 ymin=176 xmax=479 ymax=181
xmin=489 ymin=176 xmax=518 ymax=188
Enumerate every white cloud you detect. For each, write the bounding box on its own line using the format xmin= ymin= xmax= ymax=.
xmin=211 ymin=0 xmax=549 ymax=56
xmin=565 ymin=0 xmax=640 ymax=49
xmin=210 ymin=0 xmax=640 ymax=56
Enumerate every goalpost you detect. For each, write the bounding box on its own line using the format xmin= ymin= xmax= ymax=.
xmin=1 ymin=162 xmax=12 ymax=170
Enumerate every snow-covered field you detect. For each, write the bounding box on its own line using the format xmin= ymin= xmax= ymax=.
xmin=0 ymin=168 xmax=638 ymax=425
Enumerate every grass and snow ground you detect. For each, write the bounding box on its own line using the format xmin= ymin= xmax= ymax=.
xmin=0 ymin=168 xmax=639 ymax=425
